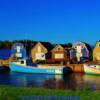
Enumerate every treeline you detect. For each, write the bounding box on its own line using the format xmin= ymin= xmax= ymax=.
xmin=0 ymin=40 xmax=34 ymax=55
xmin=0 ymin=40 xmax=33 ymax=49
xmin=0 ymin=40 xmax=72 ymax=49
xmin=0 ymin=40 xmax=72 ymax=55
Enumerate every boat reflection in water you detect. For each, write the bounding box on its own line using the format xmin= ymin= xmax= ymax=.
xmin=0 ymin=71 xmax=100 ymax=91
xmin=83 ymin=75 xmax=100 ymax=91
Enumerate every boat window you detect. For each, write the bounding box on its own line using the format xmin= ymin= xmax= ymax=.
xmin=41 ymin=54 xmax=44 ymax=57
xmin=21 ymin=60 xmax=24 ymax=64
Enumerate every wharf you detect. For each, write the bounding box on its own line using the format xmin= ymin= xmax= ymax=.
xmin=67 ymin=62 xmax=100 ymax=73
xmin=68 ymin=64 xmax=84 ymax=73
xmin=0 ymin=59 xmax=10 ymax=67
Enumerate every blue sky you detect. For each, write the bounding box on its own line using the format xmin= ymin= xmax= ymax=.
xmin=0 ymin=0 xmax=100 ymax=45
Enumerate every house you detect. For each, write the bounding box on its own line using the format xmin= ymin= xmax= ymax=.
xmin=93 ymin=41 xmax=100 ymax=62
xmin=70 ymin=41 xmax=92 ymax=62
xmin=51 ymin=44 xmax=70 ymax=63
xmin=31 ymin=42 xmax=53 ymax=63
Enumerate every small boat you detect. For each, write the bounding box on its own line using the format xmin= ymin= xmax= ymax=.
xmin=10 ymin=62 xmax=64 ymax=74
xmin=83 ymin=64 xmax=100 ymax=75
xmin=9 ymin=43 xmax=65 ymax=74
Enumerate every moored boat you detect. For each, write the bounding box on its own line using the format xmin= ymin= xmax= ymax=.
xmin=9 ymin=43 xmax=65 ymax=74
xmin=10 ymin=62 xmax=64 ymax=74
xmin=83 ymin=64 xmax=100 ymax=75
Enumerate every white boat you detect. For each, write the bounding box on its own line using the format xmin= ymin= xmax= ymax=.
xmin=10 ymin=62 xmax=64 ymax=74
xmin=84 ymin=64 xmax=100 ymax=75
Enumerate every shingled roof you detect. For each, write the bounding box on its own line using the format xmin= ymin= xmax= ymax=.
xmin=40 ymin=42 xmax=54 ymax=51
xmin=73 ymin=41 xmax=92 ymax=52
xmin=60 ymin=44 xmax=68 ymax=48
xmin=31 ymin=41 xmax=54 ymax=51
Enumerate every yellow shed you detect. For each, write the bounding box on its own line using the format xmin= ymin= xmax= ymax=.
xmin=93 ymin=41 xmax=100 ymax=62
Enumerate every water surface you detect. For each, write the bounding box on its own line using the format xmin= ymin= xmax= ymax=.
xmin=0 ymin=71 xmax=100 ymax=91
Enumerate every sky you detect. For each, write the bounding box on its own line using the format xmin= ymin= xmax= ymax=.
xmin=0 ymin=0 xmax=100 ymax=45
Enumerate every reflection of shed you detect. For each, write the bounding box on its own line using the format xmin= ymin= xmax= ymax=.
xmin=70 ymin=41 xmax=92 ymax=61
xmin=43 ymin=78 xmax=64 ymax=89
xmin=93 ymin=41 xmax=100 ymax=62
xmin=31 ymin=42 xmax=53 ymax=63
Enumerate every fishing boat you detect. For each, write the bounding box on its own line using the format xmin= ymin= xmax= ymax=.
xmin=83 ymin=64 xmax=100 ymax=75
xmin=9 ymin=43 xmax=65 ymax=74
xmin=10 ymin=62 xmax=64 ymax=74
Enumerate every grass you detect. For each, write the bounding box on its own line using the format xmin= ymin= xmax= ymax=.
xmin=0 ymin=85 xmax=100 ymax=100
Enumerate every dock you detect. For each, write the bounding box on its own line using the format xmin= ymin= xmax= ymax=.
xmin=0 ymin=59 xmax=10 ymax=66
xmin=68 ymin=64 xmax=84 ymax=73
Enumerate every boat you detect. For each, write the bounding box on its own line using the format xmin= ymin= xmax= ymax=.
xmin=83 ymin=64 xmax=100 ymax=75
xmin=10 ymin=62 xmax=64 ymax=74
xmin=9 ymin=43 xmax=65 ymax=74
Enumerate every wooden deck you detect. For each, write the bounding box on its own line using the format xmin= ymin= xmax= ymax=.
xmin=67 ymin=62 xmax=100 ymax=73
xmin=67 ymin=64 xmax=84 ymax=73
xmin=0 ymin=59 xmax=10 ymax=66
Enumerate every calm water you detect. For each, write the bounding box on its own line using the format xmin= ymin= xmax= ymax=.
xmin=0 ymin=49 xmax=100 ymax=91
xmin=0 ymin=71 xmax=100 ymax=91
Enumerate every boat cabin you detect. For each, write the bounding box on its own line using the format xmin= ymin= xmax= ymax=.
xmin=11 ymin=43 xmax=26 ymax=65
xmin=87 ymin=64 xmax=100 ymax=70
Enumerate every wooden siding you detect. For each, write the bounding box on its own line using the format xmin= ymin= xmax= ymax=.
xmin=31 ymin=42 xmax=47 ymax=62
xmin=51 ymin=45 xmax=69 ymax=61
xmin=52 ymin=45 xmax=64 ymax=52
xmin=93 ymin=42 xmax=100 ymax=61
xmin=71 ymin=42 xmax=89 ymax=60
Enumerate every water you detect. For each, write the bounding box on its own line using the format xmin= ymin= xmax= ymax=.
xmin=0 ymin=49 xmax=11 ymax=59
xmin=0 ymin=71 xmax=100 ymax=91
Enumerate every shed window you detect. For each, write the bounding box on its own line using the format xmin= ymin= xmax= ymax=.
xmin=58 ymin=48 xmax=61 ymax=50
xmin=75 ymin=46 xmax=77 ymax=49
xmin=55 ymin=54 xmax=64 ymax=59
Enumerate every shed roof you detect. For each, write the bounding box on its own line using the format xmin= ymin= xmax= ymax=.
xmin=31 ymin=41 xmax=54 ymax=51
xmin=84 ymin=42 xmax=92 ymax=52
xmin=72 ymin=41 xmax=92 ymax=52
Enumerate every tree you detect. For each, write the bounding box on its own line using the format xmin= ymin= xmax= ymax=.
xmin=67 ymin=43 xmax=72 ymax=48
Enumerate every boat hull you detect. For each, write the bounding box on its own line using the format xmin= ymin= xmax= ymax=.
xmin=9 ymin=63 xmax=64 ymax=74
xmin=84 ymin=64 xmax=100 ymax=75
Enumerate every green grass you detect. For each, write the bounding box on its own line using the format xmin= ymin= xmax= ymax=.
xmin=0 ymin=85 xmax=100 ymax=100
